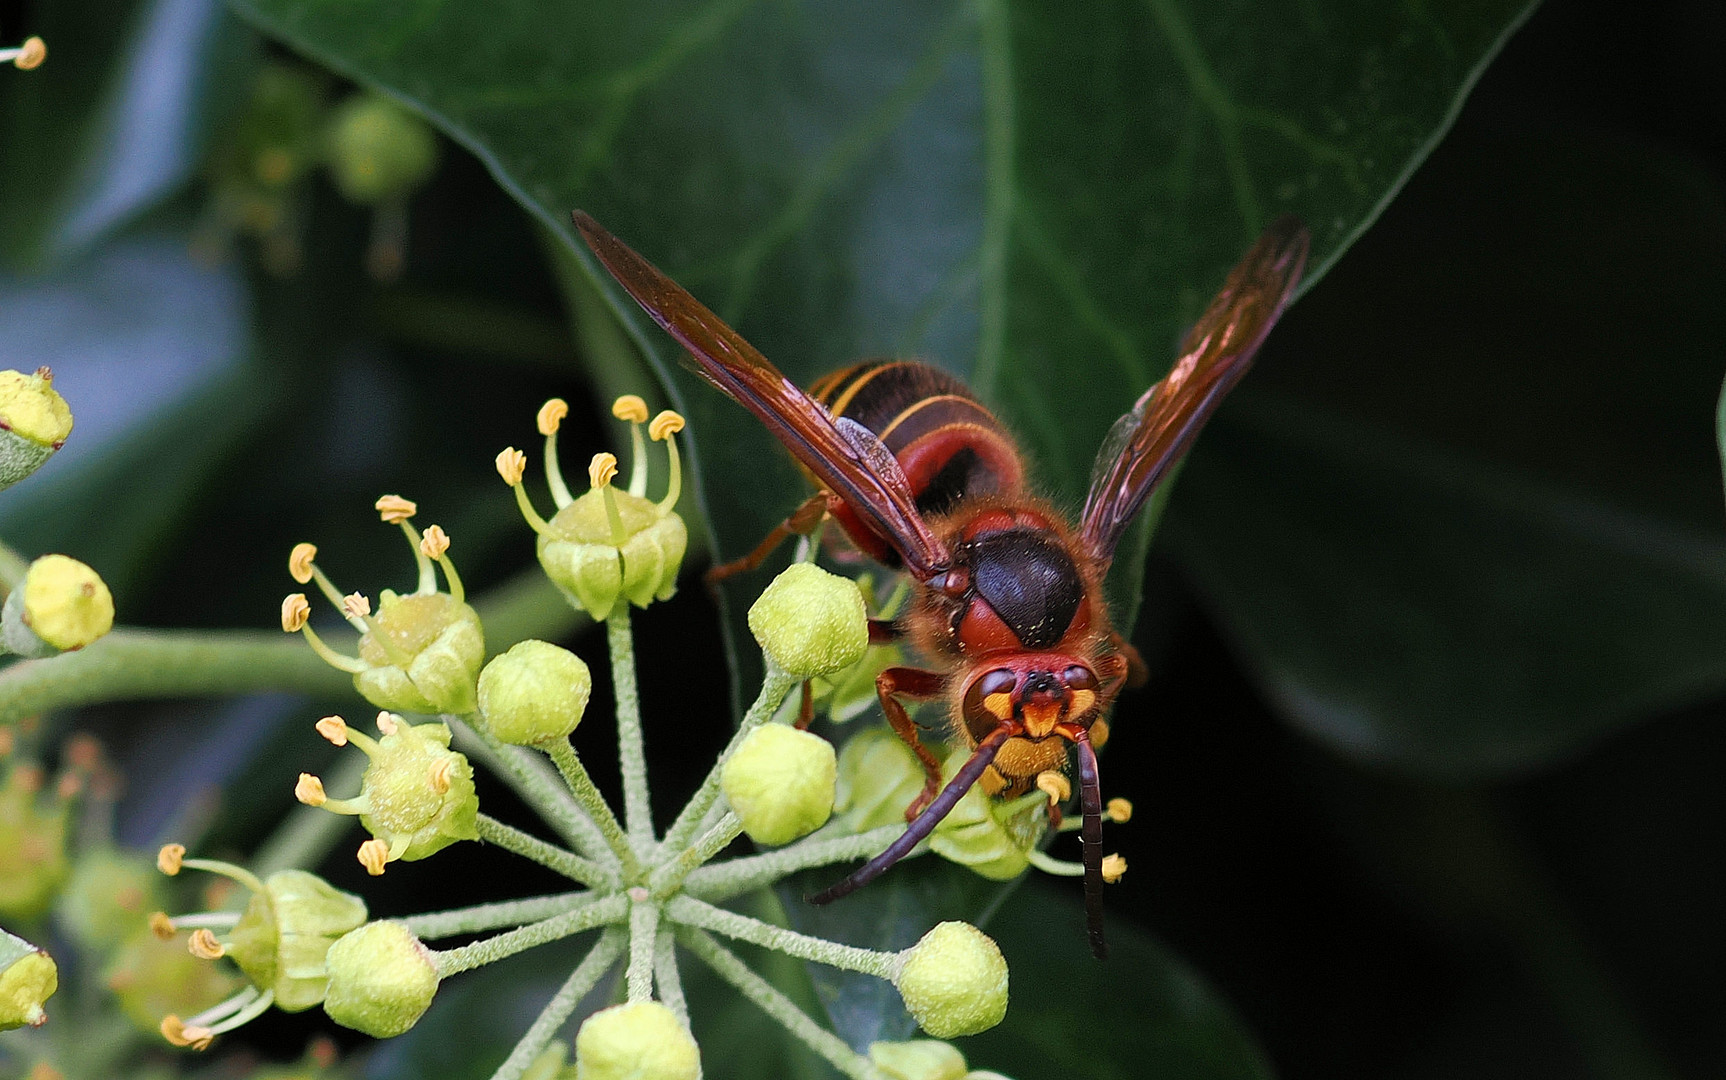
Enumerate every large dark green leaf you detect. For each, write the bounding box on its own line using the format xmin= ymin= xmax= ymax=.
xmin=1168 ymin=123 xmax=1726 ymax=775
xmin=966 ymin=880 xmax=1273 ymax=1080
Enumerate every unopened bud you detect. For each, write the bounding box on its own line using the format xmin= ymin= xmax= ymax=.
xmin=56 ymin=849 xmax=163 ymax=955
xmin=326 ymin=95 xmax=439 ymax=206
xmin=574 ymin=1000 xmax=700 ymax=1080
xmin=2 ymin=555 xmax=113 ymax=656
xmin=721 ymin=724 xmax=836 ymax=846
xmin=893 ymin=922 xmax=1009 ymax=1038
xmin=0 ymin=930 xmax=55 ymax=1030
xmin=747 ymin=563 xmax=868 ymax=678
xmin=0 ymin=368 xmax=72 ymax=492
xmin=869 ymin=1039 xmax=969 ymax=1080
xmin=322 ymin=921 xmax=438 ymax=1038
xmin=476 ymin=640 xmax=592 ymax=745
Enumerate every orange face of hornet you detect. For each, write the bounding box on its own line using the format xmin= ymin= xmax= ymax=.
xmin=574 ymin=211 xmax=1309 ymax=959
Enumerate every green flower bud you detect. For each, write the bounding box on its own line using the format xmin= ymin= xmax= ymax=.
xmin=103 ymin=928 xmax=245 ymax=1037
xmin=225 ymin=870 xmax=368 ymax=1011
xmin=56 ymin=848 xmax=163 ymax=955
xmin=537 ymin=487 xmax=687 ymax=621
xmin=2 ymin=554 xmax=114 ymax=656
xmin=326 ymin=95 xmax=439 ymax=205
xmin=748 ymin=563 xmax=868 ymax=678
xmin=322 ymin=921 xmax=438 ymax=1038
xmin=355 ymin=590 xmax=485 ymax=715
xmin=304 ymin=714 xmax=479 ymax=869
xmin=869 ymin=1039 xmax=968 ymax=1080
xmin=0 ymin=763 xmax=70 ymax=920
xmin=522 ymin=1040 xmax=573 ymax=1080
xmin=721 ymin=724 xmax=837 ymax=846
xmin=893 ymin=922 xmax=1009 ymax=1038
xmin=0 ymin=929 xmax=55 ymax=1030
xmin=573 ymin=1001 xmax=700 ymax=1080
xmin=833 ymin=727 xmax=927 ymax=834
xmin=477 ymin=639 xmax=592 ymax=745
xmin=0 ymin=368 xmax=72 ymax=491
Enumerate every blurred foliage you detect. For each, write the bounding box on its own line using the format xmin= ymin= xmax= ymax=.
xmin=0 ymin=0 xmax=1721 ymax=1077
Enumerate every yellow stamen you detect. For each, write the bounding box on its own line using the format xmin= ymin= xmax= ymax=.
xmin=1036 ymin=771 xmax=1071 ymax=805
xmin=1106 ymin=797 xmax=1134 ymax=823
xmin=612 ymin=395 xmax=649 ymax=423
xmin=341 ymin=592 xmax=371 ymax=619
xmin=315 ymin=716 xmax=349 ymax=746
xmin=187 ymin=928 xmax=226 ymax=960
xmin=375 ymin=494 xmax=417 ymax=524
xmin=376 ymin=711 xmax=400 ymax=736
xmin=157 ymin=844 xmax=186 ymax=875
xmin=295 ymin=773 xmax=327 ymax=806
xmin=280 ymin=593 xmax=310 ymax=632
xmin=1101 ymin=853 xmax=1127 ymax=883
xmin=149 ymin=911 xmax=176 ymax=940
xmin=429 ymin=757 xmax=452 ymax=794
xmin=648 ymin=410 xmax=685 ymax=440
xmin=161 ymin=1015 xmax=213 ymax=1050
xmin=2 ymin=37 xmax=47 ymax=70
xmin=588 ymin=452 xmax=618 ymax=489
xmin=288 ymin=543 xmax=317 ymax=584
xmin=419 ymin=524 xmax=450 ymax=561
xmin=538 ymin=398 xmax=570 ymax=435
xmin=357 ymin=837 xmax=389 ymax=876
xmin=496 ymin=446 xmax=527 ymax=487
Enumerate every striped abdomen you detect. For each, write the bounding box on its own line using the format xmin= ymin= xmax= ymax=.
xmin=808 ymin=362 xmax=1024 ymax=563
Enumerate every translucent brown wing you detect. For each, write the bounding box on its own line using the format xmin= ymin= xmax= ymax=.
xmin=573 ymin=211 xmax=952 ymax=579
xmin=1079 ymin=216 xmax=1310 ymax=567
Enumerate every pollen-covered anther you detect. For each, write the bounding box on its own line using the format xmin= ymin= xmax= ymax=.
xmin=419 ymin=525 xmax=449 ymax=561
xmin=161 ymin=1015 xmax=214 ymax=1051
xmin=374 ymin=495 xmax=417 ymax=524
xmin=149 ymin=911 xmax=177 ymax=939
xmin=187 ymin=928 xmax=226 ymax=960
xmin=281 ymin=593 xmax=311 ymax=632
xmin=495 ymin=447 xmax=526 ymax=486
xmin=157 ymin=844 xmax=186 ymax=875
xmin=428 ymin=758 xmax=452 ymax=794
xmin=611 ymin=394 xmax=648 ymax=423
xmin=288 ymin=543 xmax=317 ymax=584
xmin=295 ymin=773 xmax=327 ymax=806
xmin=357 ymin=838 xmax=389 ymax=877
xmin=341 ymin=592 xmax=371 ymax=619
xmin=1106 ymin=797 xmax=1133 ymax=823
xmin=315 ymin=716 xmax=349 ymax=746
xmin=1101 ymin=853 xmax=1127 ymax=883
xmin=2 ymin=37 xmax=47 ymax=70
xmin=648 ymin=410 xmax=685 ymax=441
xmin=588 ymin=452 xmax=618 ymax=489
xmin=1035 ymin=771 xmax=1071 ymax=806
xmin=537 ymin=398 xmax=569 ymax=435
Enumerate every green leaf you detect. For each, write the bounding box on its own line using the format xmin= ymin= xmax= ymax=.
xmin=1169 ymin=123 xmax=1726 ymax=775
xmin=965 ymin=880 xmax=1273 ymax=1080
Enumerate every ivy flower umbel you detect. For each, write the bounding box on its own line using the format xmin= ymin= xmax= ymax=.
xmin=281 ymin=495 xmax=484 ymax=715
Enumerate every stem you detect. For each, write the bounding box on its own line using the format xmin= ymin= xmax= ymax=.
xmin=546 ymin=738 xmax=642 ymax=878
xmin=659 ymin=667 xmax=799 ymax=854
xmin=449 ymin=716 xmax=611 ymax=863
xmin=653 ymin=926 xmax=690 ymax=1029
xmin=666 ymin=895 xmax=899 ymax=979
xmin=252 ymin=753 xmax=370 ymax=877
xmin=477 ymin=814 xmax=609 ymax=886
xmin=401 ymin=891 xmax=589 ymax=940
xmin=626 ymin=896 xmax=660 ymax=1003
xmin=650 ymin=813 xmax=743 ymax=898
xmin=607 ymin=609 xmax=654 ymax=849
xmin=684 ymin=824 xmax=902 ymax=903
xmin=678 ymin=928 xmax=889 ymax=1080
xmin=486 ymin=926 xmax=626 ymax=1080
xmin=432 ymin=893 xmax=629 ymax=977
